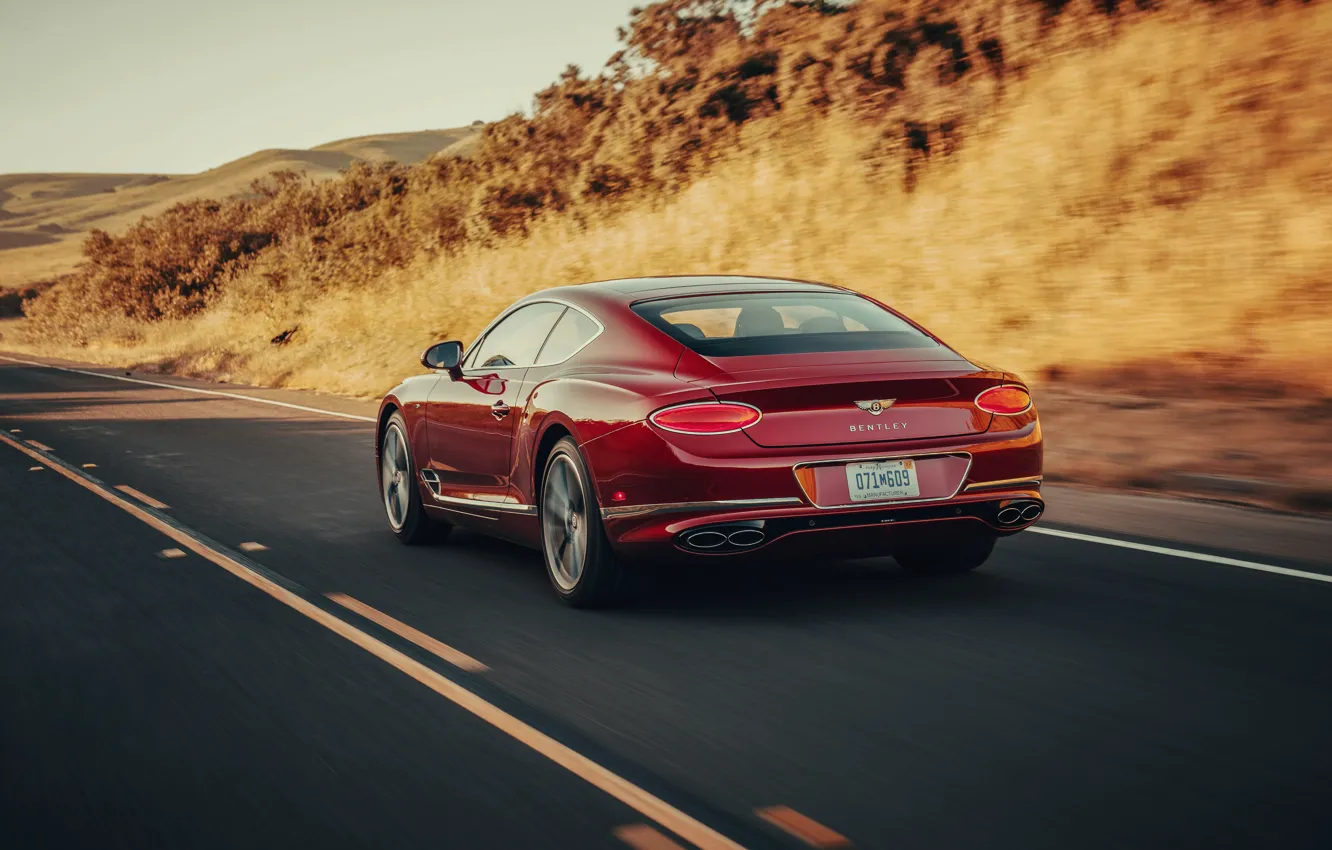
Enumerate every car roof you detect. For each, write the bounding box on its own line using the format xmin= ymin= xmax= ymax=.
xmin=563 ymin=274 xmax=843 ymax=302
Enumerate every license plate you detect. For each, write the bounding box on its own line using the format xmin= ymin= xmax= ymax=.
xmin=845 ymin=459 xmax=920 ymax=502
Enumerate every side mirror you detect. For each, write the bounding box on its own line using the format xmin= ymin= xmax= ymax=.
xmin=421 ymin=340 xmax=464 ymax=379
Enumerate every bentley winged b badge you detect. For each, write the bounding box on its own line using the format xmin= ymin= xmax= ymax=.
xmin=854 ymin=399 xmax=896 ymax=416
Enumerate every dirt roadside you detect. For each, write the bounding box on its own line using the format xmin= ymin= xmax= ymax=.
xmin=1039 ymin=385 xmax=1332 ymax=515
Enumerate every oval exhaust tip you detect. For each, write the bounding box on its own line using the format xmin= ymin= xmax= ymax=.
xmin=997 ymin=507 xmax=1022 ymax=525
xmin=1020 ymin=503 xmax=1044 ymax=521
xmin=727 ymin=528 xmax=765 ymax=547
xmin=686 ymin=530 xmax=728 ymax=549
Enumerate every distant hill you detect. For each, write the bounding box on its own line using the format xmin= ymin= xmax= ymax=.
xmin=0 ymin=126 xmax=480 ymax=289
xmin=312 ymin=127 xmax=479 ymax=163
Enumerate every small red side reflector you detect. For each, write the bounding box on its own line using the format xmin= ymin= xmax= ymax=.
xmin=648 ymin=402 xmax=762 ymax=435
xmin=612 ymin=491 xmax=626 ymax=502
xmin=975 ymin=386 xmax=1033 ymax=415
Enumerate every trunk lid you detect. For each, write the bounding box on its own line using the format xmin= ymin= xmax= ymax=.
xmin=680 ymin=349 xmax=1000 ymax=448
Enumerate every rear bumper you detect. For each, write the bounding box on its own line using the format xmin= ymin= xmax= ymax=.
xmin=582 ymin=418 xmax=1043 ymax=561
xmin=601 ymin=488 xmax=1042 ymax=561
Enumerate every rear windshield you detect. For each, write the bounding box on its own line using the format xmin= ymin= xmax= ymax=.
xmin=631 ymin=291 xmax=937 ymax=357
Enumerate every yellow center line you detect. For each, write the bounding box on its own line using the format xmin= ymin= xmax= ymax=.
xmin=0 ymin=430 xmax=747 ymax=850
xmin=755 ymin=807 xmax=850 ymax=848
xmin=114 ymin=485 xmax=170 ymax=510
xmin=614 ymin=824 xmax=689 ymax=850
xmin=327 ymin=593 xmax=489 ymax=673
xmin=26 ymin=439 xmax=53 ymax=451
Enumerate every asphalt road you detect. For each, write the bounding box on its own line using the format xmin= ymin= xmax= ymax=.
xmin=3 ymin=355 xmax=1331 ymax=850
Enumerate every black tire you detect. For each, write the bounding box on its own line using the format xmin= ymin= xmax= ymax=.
xmin=893 ymin=526 xmax=996 ymax=576
xmin=380 ymin=411 xmax=450 ymax=545
xmin=539 ymin=437 xmax=623 ymax=608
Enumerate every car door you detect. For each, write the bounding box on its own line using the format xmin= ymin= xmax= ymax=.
xmin=423 ymin=301 xmax=566 ymax=505
xmin=505 ymin=304 xmax=606 ymax=502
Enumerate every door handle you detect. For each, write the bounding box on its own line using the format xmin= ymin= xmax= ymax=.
xmin=491 ymin=401 xmax=511 ymax=420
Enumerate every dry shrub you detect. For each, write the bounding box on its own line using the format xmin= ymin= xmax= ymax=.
xmin=16 ymin=0 xmax=1332 ymax=401
xmin=0 ymin=280 xmax=55 ymax=319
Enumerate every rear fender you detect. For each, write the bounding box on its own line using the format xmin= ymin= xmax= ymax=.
xmin=517 ymin=376 xmax=713 ymax=506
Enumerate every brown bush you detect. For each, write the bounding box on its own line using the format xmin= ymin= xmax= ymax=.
xmin=0 ymin=281 xmax=53 ymax=319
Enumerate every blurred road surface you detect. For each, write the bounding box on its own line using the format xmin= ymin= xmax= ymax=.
xmin=3 ymin=355 xmax=1331 ymax=850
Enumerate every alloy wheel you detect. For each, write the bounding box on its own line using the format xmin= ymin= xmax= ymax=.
xmin=381 ymin=423 xmax=412 ymax=531
xmin=542 ymin=453 xmax=588 ymax=591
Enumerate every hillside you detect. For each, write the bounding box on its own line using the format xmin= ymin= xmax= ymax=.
xmin=5 ymin=0 xmax=1330 ymax=509
xmin=312 ymin=127 xmax=482 ymax=163
xmin=0 ymin=126 xmax=480 ymax=290
xmin=9 ymin=0 xmax=1332 ymax=401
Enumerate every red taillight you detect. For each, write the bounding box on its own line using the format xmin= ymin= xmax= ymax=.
xmin=649 ymin=402 xmax=762 ymax=435
xmin=975 ymin=386 xmax=1033 ymax=415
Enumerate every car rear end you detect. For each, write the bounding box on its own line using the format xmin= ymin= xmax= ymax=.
xmin=581 ymin=286 xmax=1044 ymax=563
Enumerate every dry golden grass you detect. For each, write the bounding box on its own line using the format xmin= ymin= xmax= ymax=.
xmin=0 ymin=240 xmax=83 ymax=290
xmin=16 ymin=0 xmax=1328 ymax=404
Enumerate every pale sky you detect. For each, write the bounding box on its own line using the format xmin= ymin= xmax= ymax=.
xmin=0 ymin=0 xmax=642 ymax=174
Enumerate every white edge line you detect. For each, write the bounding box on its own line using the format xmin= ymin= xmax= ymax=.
xmin=1029 ymin=527 xmax=1332 ymax=585
xmin=0 ymin=355 xmax=375 ymax=423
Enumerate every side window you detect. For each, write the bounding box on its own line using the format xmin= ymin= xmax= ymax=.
xmin=466 ymin=302 xmax=566 ymax=369
xmin=535 ymin=307 xmax=600 ymax=364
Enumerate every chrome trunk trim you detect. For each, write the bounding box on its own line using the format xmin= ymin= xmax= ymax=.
xmin=962 ymin=476 xmax=1043 ymax=493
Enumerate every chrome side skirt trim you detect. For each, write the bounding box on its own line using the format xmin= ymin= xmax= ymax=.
xmin=423 ymin=504 xmax=498 ymax=522
xmin=429 ymin=493 xmax=538 ymax=515
xmin=601 ymin=497 xmax=806 ymax=521
xmin=419 ymin=471 xmax=538 ymax=515
xmin=963 ymin=476 xmax=1044 ymax=493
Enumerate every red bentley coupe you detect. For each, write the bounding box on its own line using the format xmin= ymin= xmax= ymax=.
xmin=377 ymin=276 xmax=1043 ymax=606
